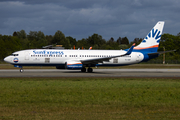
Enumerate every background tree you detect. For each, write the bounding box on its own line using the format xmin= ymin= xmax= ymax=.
xmin=0 ymin=30 xmax=180 ymax=63
xmin=15 ymin=30 xmax=29 ymax=49
xmin=27 ymin=31 xmax=47 ymax=49
xmin=46 ymin=35 xmax=53 ymax=45
xmin=159 ymin=33 xmax=180 ymax=60
xmin=36 ymin=31 xmax=47 ymax=48
xmin=106 ymin=37 xmax=119 ymax=50
xmin=17 ymin=30 xmax=27 ymax=39
xmin=0 ymin=36 xmax=6 ymax=59
xmin=13 ymin=32 xmax=18 ymax=36
xmin=77 ymin=38 xmax=88 ymax=49
xmin=120 ymin=37 xmax=129 ymax=45
xmin=177 ymin=32 xmax=180 ymax=37
xmin=117 ymin=37 xmax=121 ymax=45
xmin=118 ymin=44 xmax=129 ymax=50
xmin=52 ymin=30 xmax=66 ymax=45
xmin=66 ymin=36 xmax=76 ymax=48
xmin=86 ymin=34 xmax=106 ymax=49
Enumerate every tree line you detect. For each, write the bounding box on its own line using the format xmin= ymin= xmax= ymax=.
xmin=0 ymin=30 xmax=180 ymax=62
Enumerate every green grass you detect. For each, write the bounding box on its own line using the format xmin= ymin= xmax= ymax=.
xmin=0 ymin=78 xmax=180 ymax=119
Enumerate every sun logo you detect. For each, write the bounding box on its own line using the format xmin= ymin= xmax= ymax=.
xmin=142 ymin=29 xmax=161 ymax=43
xmin=13 ymin=58 xmax=19 ymax=63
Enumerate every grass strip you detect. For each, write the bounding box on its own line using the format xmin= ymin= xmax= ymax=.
xmin=0 ymin=78 xmax=180 ymax=119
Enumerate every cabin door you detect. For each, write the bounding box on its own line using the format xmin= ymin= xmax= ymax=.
xmin=24 ymin=52 xmax=29 ymax=60
xmin=136 ymin=53 xmax=140 ymax=61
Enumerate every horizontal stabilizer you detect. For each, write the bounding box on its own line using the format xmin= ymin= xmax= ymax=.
xmin=148 ymin=50 xmax=176 ymax=55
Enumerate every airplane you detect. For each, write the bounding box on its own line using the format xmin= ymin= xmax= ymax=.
xmin=4 ymin=21 xmax=168 ymax=73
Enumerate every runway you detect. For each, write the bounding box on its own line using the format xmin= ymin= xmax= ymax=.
xmin=0 ymin=69 xmax=180 ymax=78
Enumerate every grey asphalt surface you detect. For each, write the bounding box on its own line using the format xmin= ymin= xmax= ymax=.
xmin=0 ymin=69 xmax=180 ymax=78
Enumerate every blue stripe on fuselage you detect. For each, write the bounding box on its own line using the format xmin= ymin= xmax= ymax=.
xmin=125 ymin=47 xmax=159 ymax=62
xmin=125 ymin=47 xmax=158 ymax=53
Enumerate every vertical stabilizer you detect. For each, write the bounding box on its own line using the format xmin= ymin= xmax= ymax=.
xmin=134 ymin=21 xmax=165 ymax=52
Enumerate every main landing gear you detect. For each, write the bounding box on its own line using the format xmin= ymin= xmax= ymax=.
xmin=81 ymin=67 xmax=93 ymax=73
xmin=81 ymin=67 xmax=86 ymax=72
xmin=87 ymin=67 xmax=93 ymax=73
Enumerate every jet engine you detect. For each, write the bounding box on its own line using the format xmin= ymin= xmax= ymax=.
xmin=65 ymin=61 xmax=83 ymax=69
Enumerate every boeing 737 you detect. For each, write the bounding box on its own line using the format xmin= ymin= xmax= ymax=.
xmin=4 ymin=21 xmax=167 ymax=72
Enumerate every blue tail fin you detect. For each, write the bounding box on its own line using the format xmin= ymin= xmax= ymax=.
xmin=134 ymin=21 xmax=165 ymax=52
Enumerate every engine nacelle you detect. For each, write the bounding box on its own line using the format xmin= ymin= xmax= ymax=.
xmin=66 ymin=61 xmax=83 ymax=69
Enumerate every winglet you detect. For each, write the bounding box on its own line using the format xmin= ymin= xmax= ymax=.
xmin=125 ymin=43 xmax=135 ymax=55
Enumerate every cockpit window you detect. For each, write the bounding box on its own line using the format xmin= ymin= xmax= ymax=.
xmin=11 ymin=54 xmax=19 ymax=56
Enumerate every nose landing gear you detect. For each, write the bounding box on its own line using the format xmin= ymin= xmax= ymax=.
xmin=20 ymin=68 xmax=24 ymax=73
xmin=14 ymin=65 xmax=24 ymax=73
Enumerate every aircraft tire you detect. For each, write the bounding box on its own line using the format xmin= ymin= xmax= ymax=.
xmin=87 ymin=68 xmax=93 ymax=73
xmin=20 ymin=69 xmax=24 ymax=73
xmin=81 ymin=67 xmax=86 ymax=72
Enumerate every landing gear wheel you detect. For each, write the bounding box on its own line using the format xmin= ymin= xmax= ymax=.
xmin=81 ymin=67 xmax=86 ymax=72
xmin=20 ymin=69 xmax=24 ymax=73
xmin=87 ymin=68 xmax=93 ymax=73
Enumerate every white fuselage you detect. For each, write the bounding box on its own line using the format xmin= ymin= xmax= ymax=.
xmin=4 ymin=49 xmax=144 ymax=67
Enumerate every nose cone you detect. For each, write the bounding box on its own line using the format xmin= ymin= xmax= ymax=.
xmin=4 ymin=56 xmax=12 ymax=63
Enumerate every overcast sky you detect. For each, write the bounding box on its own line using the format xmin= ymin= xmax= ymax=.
xmin=0 ymin=0 xmax=180 ymax=41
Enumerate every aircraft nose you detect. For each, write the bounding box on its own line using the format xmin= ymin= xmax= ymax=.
xmin=4 ymin=56 xmax=11 ymax=63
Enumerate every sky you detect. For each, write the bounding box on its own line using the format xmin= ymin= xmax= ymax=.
xmin=0 ymin=0 xmax=180 ymax=41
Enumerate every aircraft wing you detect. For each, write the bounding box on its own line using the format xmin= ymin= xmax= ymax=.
xmin=81 ymin=43 xmax=135 ymax=65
